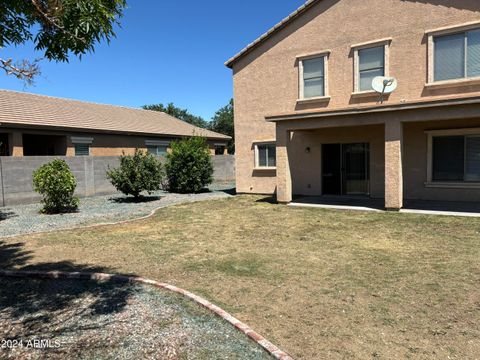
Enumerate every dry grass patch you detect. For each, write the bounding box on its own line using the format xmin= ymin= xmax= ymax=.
xmin=2 ymin=195 xmax=480 ymax=359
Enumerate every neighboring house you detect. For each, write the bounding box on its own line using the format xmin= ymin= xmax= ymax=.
xmin=226 ymin=0 xmax=480 ymax=210
xmin=0 ymin=90 xmax=230 ymax=157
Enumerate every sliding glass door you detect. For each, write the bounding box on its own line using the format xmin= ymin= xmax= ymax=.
xmin=342 ymin=143 xmax=370 ymax=195
xmin=322 ymin=143 xmax=370 ymax=196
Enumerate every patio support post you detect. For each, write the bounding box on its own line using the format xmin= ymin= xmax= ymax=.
xmin=276 ymin=125 xmax=292 ymax=204
xmin=384 ymin=119 xmax=403 ymax=210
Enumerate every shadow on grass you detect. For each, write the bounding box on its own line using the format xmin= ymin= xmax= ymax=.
xmin=255 ymin=196 xmax=277 ymax=204
xmin=0 ymin=240 xmax=136 ymax=342
xmin=109 ymin=195 xmax=163 ymax=204
xmin=0 ymin=209 xmax=17 ymax=221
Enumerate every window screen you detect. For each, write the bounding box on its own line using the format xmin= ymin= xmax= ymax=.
xmin=303 ymin=57 xmax=325 ymax=98
xmin=147 ymin=145 xmax=167 ymax=156
xmin=465 ymin=136 xmax=480 ymax=181
xmin=432 ymin=136 xmax=464 ymax=181
xmin=74 ymin=144 xmax=90 ymax=156
xmin=358 ymin=46 xmax=385 ymax=91
xmin=257 ymin=144 xmax=276 ymax=167
xmin=434 ymin=29 xmax=480 ymax=81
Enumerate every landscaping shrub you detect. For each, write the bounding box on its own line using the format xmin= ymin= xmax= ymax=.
xmin=32 ymin=159 xmax=79 ymax=214
xmin=165 ymin=136 xmax=213 ymax=193
xmin=107 ymin=149 xmax=164 ymax=199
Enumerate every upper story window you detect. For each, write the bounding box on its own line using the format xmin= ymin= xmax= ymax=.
xmin=433 ymin=29 xmax=480 ymax=82
xmin=302 ymin=57 xmax=325 ymax=98
xmin=358 ymin=47 xmax=385 ymax=91
xmin=297 ymin=51 xmax=329 ymax=101
xmin=352 ymin=39 xmax=390 ymax=93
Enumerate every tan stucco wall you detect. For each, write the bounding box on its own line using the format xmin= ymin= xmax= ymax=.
xmin=232 ymin=0 xmax=480 ymax=195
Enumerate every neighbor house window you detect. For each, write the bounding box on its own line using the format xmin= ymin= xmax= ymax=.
xmin=147 ymin=145 xmax=167 ymax=156
xmin=433 ymin=29 xmax=480 ymax=82
xmin=429 ymin=132 xmax=480 ymax=182
xmin=74 ymin=144 xmax=90 ymax=156
xmin=71 ymin=136 xmax=93 ymax=156
xmin=255 ymin=143 xmax=276 ymax=168
xmin=145 ymin=140 xmax=169 ymax=156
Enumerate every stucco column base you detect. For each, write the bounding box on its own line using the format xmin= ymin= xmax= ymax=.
xmin=384 ymin=120 xmax=403 ymax=210
xmin=276 ymin=126 xmax=292 ymax=204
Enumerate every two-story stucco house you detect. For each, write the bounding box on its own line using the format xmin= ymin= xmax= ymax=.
xmin=226 ymin=0 xmax=480 ymax=210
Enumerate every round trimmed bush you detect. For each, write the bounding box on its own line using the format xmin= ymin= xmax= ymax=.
xmin=32 ymin=159 xmax=79 ymax=214
xmin=165 ymin=137 xmax=213 ymax=193
xmin=107 ymin=149 xmax=164 ymax=199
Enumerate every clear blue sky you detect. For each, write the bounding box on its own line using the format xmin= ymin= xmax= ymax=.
xmin=1 ymin=1 xmax=305 ymax=121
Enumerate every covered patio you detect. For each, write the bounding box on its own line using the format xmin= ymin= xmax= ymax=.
xmin=269 ymin=96 xmax=480 ymax=211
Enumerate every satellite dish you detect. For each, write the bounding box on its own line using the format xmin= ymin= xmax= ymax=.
xmin=372 ymin=76 xmax=397 ymax=103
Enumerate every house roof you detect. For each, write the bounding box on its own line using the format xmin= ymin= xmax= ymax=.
xmin=0 ymin=90 xmax=230 ymax=140
xmin=225 ymin=0 xmax=320 ymax=68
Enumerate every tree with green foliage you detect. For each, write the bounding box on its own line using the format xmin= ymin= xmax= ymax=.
xmin=165 ymin=137 xmax=213 ymax=194
xmin=107 ymin=150 xmax=164 ymax=199
xmin=0 ymin=0 xmax=126 ymax=83
xmin=32 ymin=159 xmax=79 ymax=214
xmin=142 ymin=103 xmax=209 ymax=129
xmin=209 ymin=99 xmax=234 ymax=154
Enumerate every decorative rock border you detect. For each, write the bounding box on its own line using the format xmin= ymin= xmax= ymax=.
xmin=1 ymin=192 xmax=230 ymax=240
xmin=0 ymin=270 xmax=294 ymax=360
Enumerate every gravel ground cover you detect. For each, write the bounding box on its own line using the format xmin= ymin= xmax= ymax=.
xmin=0 ymin=277 xmax=272 ymax=360
xmin=0 ymin=182 xmax=234 ymax=238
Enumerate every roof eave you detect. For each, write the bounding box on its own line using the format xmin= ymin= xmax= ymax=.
xmin=225 ymin=0 xmax=320 ymax=69
xmin=265 ymin=96 xmax=480 ymax=122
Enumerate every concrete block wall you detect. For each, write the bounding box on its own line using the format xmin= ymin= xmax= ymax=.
xmin=0 ymin=155 xmax=235 ymax=206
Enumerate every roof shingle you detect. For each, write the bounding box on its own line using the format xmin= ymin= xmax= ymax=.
xmin=0 ymin=90 xmax=230 ymax=140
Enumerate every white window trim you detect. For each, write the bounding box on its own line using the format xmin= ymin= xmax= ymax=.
xmin=298 ymin=50 xmax=330 ymax=102
xmin=427 ymin=22 xmax=480 ymax=85
xmin=352 ymin=39 xmax=391 ymax=94
xmin=425 ymin=127 xmax=480 ymax=187
xmin=253 ymin=141 xmax=276 ymax=170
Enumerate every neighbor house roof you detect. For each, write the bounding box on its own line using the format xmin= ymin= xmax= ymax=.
xmin=0 ymin=90 xmax=230 ymax=140
xmin=225 ymin=0 xmax=320 ymax=68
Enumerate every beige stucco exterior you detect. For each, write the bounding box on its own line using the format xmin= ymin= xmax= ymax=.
xmin=229 ymin=0 xmax=480 ymax=209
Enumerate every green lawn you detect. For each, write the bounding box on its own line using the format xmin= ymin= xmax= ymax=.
xmin=1 ymin=195 xmax=480 ymax=359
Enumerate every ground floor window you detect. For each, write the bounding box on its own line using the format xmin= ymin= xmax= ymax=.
xmin=147 ymin=145 xmax=168 ymax=156
xmin=432 ymin=134 xmax=480 ymax=182
xmin=71 ymin=137 xmax=93 ymax=157
xmin=74 ymin=143 xmax=90 ymax=156
xmin=215 ymin=145 xmax=226 ymax=155
xmin=255 ymin=143 xmax=276 ymax=168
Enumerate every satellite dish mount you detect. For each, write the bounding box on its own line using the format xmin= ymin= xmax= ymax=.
xmin=372 ymin=76 xmax=398 ymax=104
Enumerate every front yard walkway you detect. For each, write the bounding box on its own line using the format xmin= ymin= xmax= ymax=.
xmin=0 ymin=184 xmax=233 ymax=238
